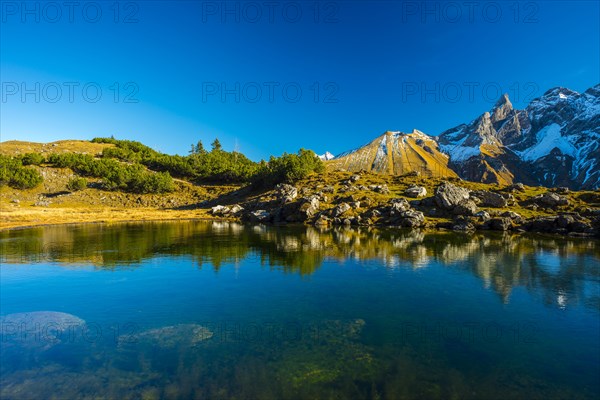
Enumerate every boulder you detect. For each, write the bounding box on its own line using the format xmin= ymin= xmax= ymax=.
xmin=276 ymin=184 xmax=298 ymax=203
xmin=389 ymin=198 xmax=411 ymax=215
xmin=475 ymin=210 xmax=491 ymax=221
xmin=349 ymin=174 xmax=361 ymax=183
xmin=314 ymin=215 xmax=330 ymax=226
xmin=398 ymin=210 xmax=425 ymax=228
xmin=488 ymin=217 xmax=512 ymax=231
xmin=500 ymin=211 xmax=523 ymax=223
xmin=452 ymin=199 xmax=478 ymax=216
xmin=452 ymin=216 xmax=475 ymax=231
xmin=505 ymin=183 xmax=525 ymax=192
xmin=472 ymin=190 xmax=508 ymax=208
xmin=246 ymin=210 xmax=271 ymax=223
xmin=405 ymin=185 xmax=427 ymax=198
xmin=369 ymin=184 xmax=390 ymax=194
xmin=229 ymin=204 xmax=244 ymax=216
xmin=435 ymin=182 xmax=470 ymax=210
xmin=525 ymin=217 xmax=558 ymax=233
xmin=556 ymin=214 xmax=575 ymax=229
xmin=538 ymin=192 xmax=569 ymax=208
xmin=332 ymin=203 xmax=351 ymax=217
xmin=298 ymin=196 xmax=320 ymax=219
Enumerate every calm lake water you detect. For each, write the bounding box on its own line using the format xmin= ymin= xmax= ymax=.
xmin=1 ymin=221 xmax=599 ymax=399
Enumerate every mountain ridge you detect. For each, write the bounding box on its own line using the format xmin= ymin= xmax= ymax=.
xmin=326 ymin=84 xmax=600 ymax=190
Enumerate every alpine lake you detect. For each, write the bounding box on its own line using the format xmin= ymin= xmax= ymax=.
xmin=1 ymin=221 xmax=599 ymax=399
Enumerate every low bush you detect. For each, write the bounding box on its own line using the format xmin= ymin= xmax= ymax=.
xmin=66 ymin=177 xmax=88 ymax=191
xmin=0 ymin=155 xmax=44 ymax=189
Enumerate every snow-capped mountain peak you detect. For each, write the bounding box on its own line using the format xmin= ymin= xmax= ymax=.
xmin=318 ymin=152 xmax=335 ymax=161
xmin=438 ymin=84 xmax=600 ymax=189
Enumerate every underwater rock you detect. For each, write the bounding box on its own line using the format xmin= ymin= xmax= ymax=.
xmin=0 ymin=311 xmax=86 ymax=350
xmin=118 ymin=324 xmax=213 ymax=349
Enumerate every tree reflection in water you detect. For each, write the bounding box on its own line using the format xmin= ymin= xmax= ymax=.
xmin=1 ymin=221 xmax=598 ymax=310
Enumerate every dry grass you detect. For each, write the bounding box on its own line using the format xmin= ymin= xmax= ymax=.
xmin=0 ymin=140 xmax=113 ymax=156
xmin=0 ymin=205 xmax=220 ymax=231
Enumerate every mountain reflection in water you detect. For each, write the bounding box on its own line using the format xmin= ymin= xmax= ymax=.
xmin=2 ymin=221 xmax=598 ymax=311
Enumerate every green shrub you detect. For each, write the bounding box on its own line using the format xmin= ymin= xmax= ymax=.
xmin=253 ymin=149 xmax=324 ymax=186
xmin=95 ymin=136 xmax=259 ymax=183
xmin=47 ymin=152 xmax=174 ymax=194
xmin=66 ymin=177 xmax=88 ymax=191
xmin=0 ymin=155 xmax=44 ymax=189
xmin=20 ymin=153 xmax=45 ymax=166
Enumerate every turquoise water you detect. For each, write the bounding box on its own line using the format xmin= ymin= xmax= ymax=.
xmin=1 ymin=221 xmax=599 ymax=399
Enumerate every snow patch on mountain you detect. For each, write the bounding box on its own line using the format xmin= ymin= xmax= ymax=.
xmin=319 ymin=152 xmax=335 ymax=161
xmin=439 ymin=134 xmax=481 ymax=162
xmin=517 ymin=123 xmax=576 ymax=162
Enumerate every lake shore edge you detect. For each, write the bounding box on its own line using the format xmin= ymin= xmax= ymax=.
xmin=2 ymin=205 xmax=599 ymax=239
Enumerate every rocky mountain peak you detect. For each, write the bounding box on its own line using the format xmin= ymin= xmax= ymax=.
xmin=490 ymin=93 xmax=514 ymax=123
xmin=435 ymin=83 xmax=599 ymax=189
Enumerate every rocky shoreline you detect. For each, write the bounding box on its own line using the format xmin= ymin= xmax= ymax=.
xmin=210 ymin=177 xmax=600 ymax=238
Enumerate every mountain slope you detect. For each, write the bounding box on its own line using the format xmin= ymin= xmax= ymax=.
xmin=327 ymin=130 xmax=458 ymax=178
xmin=438 ymin=84 xmax=600 ymax=189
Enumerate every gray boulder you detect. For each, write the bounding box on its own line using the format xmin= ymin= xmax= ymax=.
xmin=435 ymin=182 xmax=470 ymax=210
xmin=505 ymin=183 xmax=525 ymax=192
xmin=298 ymin=196 xmax=320 ymax=219
xmin=472 ymin=190 xmax=508 ymax=208
xmin=452 ymin=199 xmax=478 ymax=216
xmin=538 ymin=192 xmax=569 ymax=207
xmin=389 ymin=198 xmax=411 ymax=215
xmin=369 ymin=184 xmax=390 ymax=194
xmin=398 ymin=210 xmax=425 ymax=228
xmin=332 ymin=203 xmax=351 ymax=217
xmin=405 ymin=185 xmax=427 ymax=198
xmin=276 ymin=184 xmax=298 ymax=203
xmin=488 ymin=217 xmax=512 ymax=231
xmin=314 ymin=215 xmax=330 ymax=226
xmin=247 ymin=210 xmax=271 ymax=223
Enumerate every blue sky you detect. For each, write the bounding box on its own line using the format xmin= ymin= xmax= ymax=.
xmin=1 ymin=0 xmax=598 ymax=160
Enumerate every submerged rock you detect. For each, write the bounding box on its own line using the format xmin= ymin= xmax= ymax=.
xmin=0 ymin=311 xmax=85 ymax=349
xmin=119 ymin=324 xmax=213 ymax=349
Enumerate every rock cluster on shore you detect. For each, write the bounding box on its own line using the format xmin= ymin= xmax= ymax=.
xmin=210 ymin=177 xmax=600 ymax=237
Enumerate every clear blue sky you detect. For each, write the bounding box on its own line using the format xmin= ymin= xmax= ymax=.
xmin=1 ymin=0 xmax=598 ymax=160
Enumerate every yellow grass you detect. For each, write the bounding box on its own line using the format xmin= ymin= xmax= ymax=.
xmin=0 ymin=205 xmax=220 ymax=231
xmin=0 ymin=140 xmax=113 ymax=156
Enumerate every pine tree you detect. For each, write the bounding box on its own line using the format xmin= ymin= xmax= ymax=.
xmin=211 ymin=138 xmax=222 ymax=152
